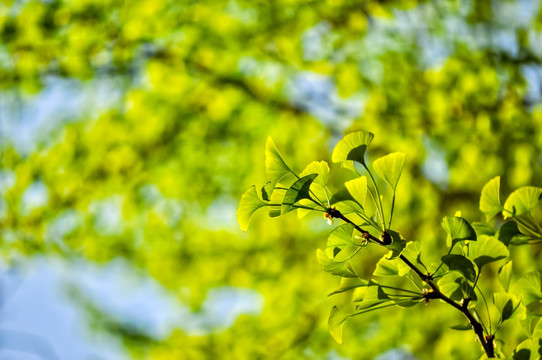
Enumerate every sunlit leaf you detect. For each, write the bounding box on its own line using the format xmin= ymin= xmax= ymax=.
xmin=471 ymin=222 xmax=495 ymax=237
xmin=237 ymin=186 xmax=267 ymax=231
xmin=493 ymin=293 xmax=526 ymax=323
xmin=331 ymin=130 xmax=374 ymax=166
xmin=281 ymin=174 xmax=319 ymax=215
xmin=503 ymin=186 xmax=542 ymax=219
xmin=300 ymin=160 xmax=330 ymax=186
xmin=441 ymin=216 xmax=477 ymax=247
xmin=372 ymin=152 xmax=406 ymax=191
xmin=354 ymin=281 xmax=391 ymax=309
xmin=512 ymin=337 xmax=541 ymax=360
xmin=386 ymin=230 xmax=407 ymax=259
xmin=345 ymin=176 xmax=368 ymax=207
xmin=328 ymin=277 xmax=369 ymax=296
xmin=266 ymin=137 xmax=296 ymax=188
xmin=441 ymin=254 xmax=477 ymax=282
xmin=326 ymin=223 xmax=355 ymax=257
xmin=497 ymin=221 xmax=521 ymax=246
xmin=316 ymin=248 xmax=359 ymax=278
xmin=438 ymin=272 xmax=476 ymax=302
xmin=374 ymin=255 xmax=400 ymax=277
xmin=510 ymin=271 xmax=542 ymax=306
xmin=480 ymin=176 xmax=502 ymax=220
xmin=397 ymin=241 xmax=424 ymax=276
xmin=468 ymin=235 xmax=509 ymax=270
xmin=328 ymin=306 xmax=347 ymax=344
xmin=499 ymin=261 xmax=513 ymax=292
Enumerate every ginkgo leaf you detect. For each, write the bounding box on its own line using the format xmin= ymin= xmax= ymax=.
xmin=281 ymin=174 xmax=319 ymax=215
xmin=328 ymin=277 xmax=368 ymax=296
xmin=503 ymin=186 xmax=542 ymax=219
xmin=493 ymin=293 xmax=525 ymax=323
xmin=300 ymin=160 xmax=330 ymax=186
xmin=328 ymin=306 xmax=348 ymax=344
xmin=237 ymin=186 xmax=267 ymax=231
xmin=467 ymin=235 xmax=509 ymax=271
xmin=510 ymin=271 xmax=542 ymax=306
xmin=373 ymin=152 xmax=406 ymax=191
xmin=374 ymin=255 xmax=400 ymax=276
xmin=331 ymin=130 xmax=374 ymax=166
xmin=326 ymin=224 xmax=355 ymax=257
xmin=316 ymin=248 xmax=359 ymax=278
xmin=345 ymin=176 xmax=368 ymax=206
xmin=480 ymin=176 xmax=502 ymax=220
xmin=441 ymin=254 xmax=477 ymax=282
xmin=441 ymin=216 xmax=477 ymax=247
xmin=266 ymin=137 xmax=296 ymax=188
xmin=498 ymin=261 xmax=513 ymax=292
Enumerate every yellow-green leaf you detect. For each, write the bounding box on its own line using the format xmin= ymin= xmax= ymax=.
xmin=237 ymin=186 xmax=267 ymax=231
xmin=372 ymin=152 xmax=406 ymax=191
xmin=331 ymin=130 xmax=374 ymax=166
xmin=480 ymin=176 xmax=502 ymax=220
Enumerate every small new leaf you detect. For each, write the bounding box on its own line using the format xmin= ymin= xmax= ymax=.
xmin=441 ymin=216 xmax=477 ymax=248
xmin=345 ymin=176 xmax=368 ymax=207
xmin=468 ymin=235 xmax=509 ymax=271
xmin=331 ymin=130 xmax=374 ymax=166
xmin=480 ymin=176 xmax=503 ymax=220
xmin=372 ymin=152 xmax=406 ymax=191
xmin=328 ymin=306 xmax=348 ymax=344
xmin=238 ymin=186 xmax=267 ymax=231
xmin=441 ymin=254 xmax=477 ymax=282
xmin=281 ymin=174 xmax=319 ymax=215
xmin=266 ymin=137 xmax=296 ymax=188
xmin=503 ymin=186 xmax=542 ymax=219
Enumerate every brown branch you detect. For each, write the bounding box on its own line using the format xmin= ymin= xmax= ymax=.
xmin=327 ymin=208 xmax=495 ymax=358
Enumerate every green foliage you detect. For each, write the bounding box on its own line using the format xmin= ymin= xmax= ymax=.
xmin=373 ymin=152 xmax=406 ymax=192
xmin=441 ymin=216 xmax=477 ymax=247
xmin=4 ymin=0 xmax=542 ymax=358
xmin=242 ymin=130 xmax=542 ymax=359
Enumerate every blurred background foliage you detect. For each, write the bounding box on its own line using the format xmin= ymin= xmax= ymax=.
xmin=0 ymin=0 xmax=541 ymax=358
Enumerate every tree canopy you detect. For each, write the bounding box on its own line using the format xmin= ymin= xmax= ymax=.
xmin=1 ymin=0 xmax=542 ymax=358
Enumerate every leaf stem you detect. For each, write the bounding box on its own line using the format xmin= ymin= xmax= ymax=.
xmin=363 ymin=164 xmax=386 ymax=229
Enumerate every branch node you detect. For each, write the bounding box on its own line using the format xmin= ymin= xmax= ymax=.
xmin=380 ymin=231 xmax=392 ymax=245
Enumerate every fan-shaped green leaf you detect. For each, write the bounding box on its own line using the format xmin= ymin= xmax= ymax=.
xmin=328 ymin=277 xmax=368 ymax=296
xmin=265 ymin=137 xmax=296 ymax=188
xmin=510 ymin=271 xmax=542 ymax=305
xmin=326 ymin=224 xmax=355 ymax=257
xmin=374 ymin=255 xmax=400 ymax=276
xmin=468 ymin=235 xmax=509 ymax=270
xmin=281 ymin=174 xmax=319 ymax=215
xmin=441 ymin=216 xmax=477 ymax=247
xmin=316 ymin=248 xmax=359 ymax=278
xmin=499 ymin=261 xmax=513 ymax=292
xmin=301 ymin=160 xmax=330 ymax=186
xmin=345 ymin=176 xmax=368 ymax=206
xmin=373 ymin=152 xmax=406 ymax=191
xmin=472 ymin=222 xmax=495 ymax=237
xmin=238 ymin=186 xmax=267 ymax=231
xmin=441 ymin=254 xmax=476 ymax=282
xmin=480 ymin=176 xmax=502 ymax=220
xmin=503 ymin=186 xmax=542 ymax=219
xmin=331 ymin=131 xmax=374 ymax=166
xmin=438 ymin=272 xmax=476 ymax=302
xmin=512 ymin=338 xmax=541 ymax=360
xmin=493 ymin=293 xmax=526 ymax=323
xmin=386 ymin=230 xmax=407 ymax=259
xmin=397 ymin=241 xmax=424 ymax=276
xmin=328 ymin=306 xmax=348 ymax=344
